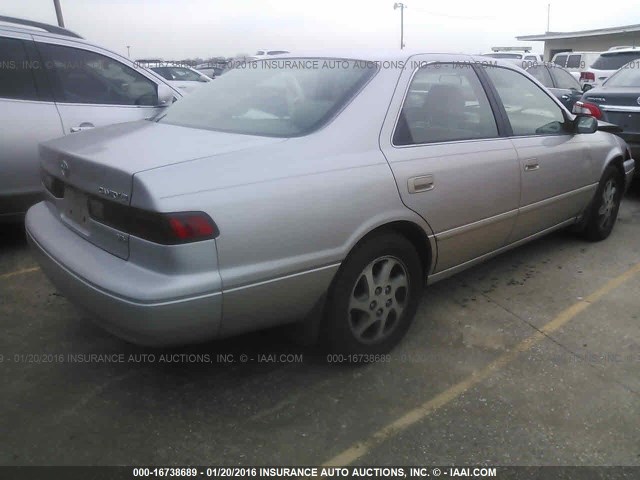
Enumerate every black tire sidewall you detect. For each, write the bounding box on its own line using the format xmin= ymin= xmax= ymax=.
xmin=585 ymin=165 xmax=623 ymax=241
xmin=324 ymin=232 xmax=424 ymax=355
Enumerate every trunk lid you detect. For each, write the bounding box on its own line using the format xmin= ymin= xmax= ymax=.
xmin=39 ymin=120 xmax=286 ymax=258
xmin=584 ymin=88 xmax=640 ymax=134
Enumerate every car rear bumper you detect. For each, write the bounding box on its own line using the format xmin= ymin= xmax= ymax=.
xmin=26 ymin=201 xmax=222 ymax=346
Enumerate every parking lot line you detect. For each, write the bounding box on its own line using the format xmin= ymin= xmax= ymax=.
xmin=0 ymin=267 xmax=40 ymax=280
xmin=322 ymin=261 xmax=640 ymax=467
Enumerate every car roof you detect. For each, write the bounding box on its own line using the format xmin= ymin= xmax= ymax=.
xmin=599 ymin=48 xmax=640 ymax=55
xmin=251 ymin=50 xmax=518 ymax=65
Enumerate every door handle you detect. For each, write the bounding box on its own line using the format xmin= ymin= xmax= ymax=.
xmin=70 ymin=122 xmax=95 ymax=133
xmin=408 ymin=175 xmax=434 ymax=193
xmin=524 ymin=163 xmax=540 ymax=172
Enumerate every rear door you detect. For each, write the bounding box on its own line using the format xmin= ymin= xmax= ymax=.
xmin=0 ymin=32 xmax=63 ymax=217
xmin=33 ymin=37 xmax=170 ymax=134
xmin=380 ymin=58 xmax=520 ymax=273
xmin=481 ymin=65 xmax=596 ymax=242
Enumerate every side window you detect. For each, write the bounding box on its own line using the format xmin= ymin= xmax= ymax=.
xmin=526 ymin=66 xmax=553 ymax=87
xmin=549 ymin=67 xmax=581 ymax=90
xmin=38 ymin=43 xmax=158 ymax=106
xmin=0 ymin=37 xmax=39 ymax=101
xmin=566 ymin=55 xmax=581 ymax=69
xmin=393 ymin=63 xmax=498 ymax=146
xmin=553 ymin=54 xmax=568 ymax=67
xmin=484 ymin=66 xmax=565 ymax=136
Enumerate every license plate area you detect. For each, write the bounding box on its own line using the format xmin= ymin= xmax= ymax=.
xmin=62 ymin=186 xmax=90 ymax=231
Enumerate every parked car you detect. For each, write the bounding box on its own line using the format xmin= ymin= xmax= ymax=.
xmin=580 ymin=47 xmax=640 ymax=90
xmin=0 ymin=16 xmax=181 ymax=222
xmin=195 ymin=63 xmax=226 ymax=79
xmin=26 ymin=52 xmax=634 ymax=353
xmin=551 ymin=51 xmax=601 ymax=81
xmin=574 ymin=60 xmax=640 ymax=172
xmin=482 ymin=50 xmax=541 ymax=69
xmin=150 ymin=65 xmax=211 ymax=94
xmin=252 ymin=49 xmax=289 ymax=59
xmin=525 ymin=63 xmax=583 ymax=110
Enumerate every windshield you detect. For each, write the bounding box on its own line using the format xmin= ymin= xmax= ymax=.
xmin=604 ymin=62 xmax=640 ymax=87
xmin=592 ymin=51 xmax=640 ymax=70
xmin=152 ymin=66 xmax=203 ymax=82
xmin=157 ymin=58 xmax=377 ymax=137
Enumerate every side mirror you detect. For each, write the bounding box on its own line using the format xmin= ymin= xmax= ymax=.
xmin=582 ymin=84 xmax=593 ymax=92
xmin=575 ymin=115 xmax=598 ymax=134
xmin=157 ymin=83 xmax=174 ymax=106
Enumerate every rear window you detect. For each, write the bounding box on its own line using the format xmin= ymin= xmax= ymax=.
xmin=157 ymin=58 xmax=377 ymax=137
xmin=604 ymin=63 xmax=640 ymax=87
xmin=566 ymin=55 xmax=581 ymax=69
xmin=553 ymin=55 xmax=568 ymax=67
xmin=592 ymin=51 xmax=640 ymax=70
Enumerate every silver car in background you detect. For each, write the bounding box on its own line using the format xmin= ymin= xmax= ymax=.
xmin=26 ymin=52 xmax=635 ymax=354
xmin=0 ymin=16 xmax=180 ymax=222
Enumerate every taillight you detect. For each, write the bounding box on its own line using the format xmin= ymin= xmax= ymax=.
xmin=572 ymin=101 xmax=602 ymax=119
xmin=580 ymin=71 xmax=595 ymax=81
xmin=88 ymin=197 xmax=218 ymax=245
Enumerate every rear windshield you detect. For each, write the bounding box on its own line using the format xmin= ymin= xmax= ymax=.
xmin=157 ymin=58 xmax=377 ymax=137
xmin=592 ymin=51 xmax=640 ymax=70
xmin=604 ymin=62 xmax=640 ymax=87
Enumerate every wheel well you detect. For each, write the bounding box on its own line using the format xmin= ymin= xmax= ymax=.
xmin=356 ymin=221 xmax=433 ymax=277
xmin=608 ymin=156 xmax=625 ymax=184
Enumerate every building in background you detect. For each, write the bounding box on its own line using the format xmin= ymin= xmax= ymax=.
xmin=516 ymin=24 xmax=640 ymax=61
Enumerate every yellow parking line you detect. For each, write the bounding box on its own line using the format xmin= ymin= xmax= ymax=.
xmin=322 ymin=261 xmax=640 ymax=467
xmin=0 ymin=267 xmax=40 ymax=280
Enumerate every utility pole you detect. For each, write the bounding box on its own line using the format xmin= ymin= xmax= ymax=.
xmin=127 ymin=46 xmax=131 ymax=58
xmin=394 ymin=3 xmax=407 ymax=49
xmin=547 ymin=3 xmax=550 ymax=32
xmin=53 ymin=0 xmax=65 ymax=27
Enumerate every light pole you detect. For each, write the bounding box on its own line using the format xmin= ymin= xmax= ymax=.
xmin=394 ymin=3 xmax=407 ymax=49
xmin=127 ymin=46 xmax=131 ymax=58
xmin=53 ymin=0 xmax=65 ymax=27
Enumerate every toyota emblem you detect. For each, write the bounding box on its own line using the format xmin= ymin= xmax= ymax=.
xmin=60 ymin=160 xmax=70 ymax=178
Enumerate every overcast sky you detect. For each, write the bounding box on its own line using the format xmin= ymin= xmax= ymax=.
xmin=3 ymin=0 xmax=639 ymax=60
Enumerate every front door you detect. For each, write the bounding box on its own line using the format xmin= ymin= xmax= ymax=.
xmin=481 ymin=65 xmax=596 ymax=242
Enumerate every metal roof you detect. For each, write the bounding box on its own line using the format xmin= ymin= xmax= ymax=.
xmin=517 ymin=24 xmax=640 ymax=41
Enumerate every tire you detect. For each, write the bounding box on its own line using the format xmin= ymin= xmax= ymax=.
xmin=324 ymin=232 xmax=424 ymax=355
xmin=583 ymin=165 xmax=624 ymax=242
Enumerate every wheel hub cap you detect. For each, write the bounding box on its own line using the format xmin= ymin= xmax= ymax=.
xmin=348 ymin=256 xmax=410 ymax=344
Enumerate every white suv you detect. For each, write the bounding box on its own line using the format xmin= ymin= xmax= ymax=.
xmin=551 ymin=51 xmax=601 ymax=81
xmin=580 ymin=47 xmax=640 ymax=89
xmin=0 ymin=16 xmax=182 ymax=221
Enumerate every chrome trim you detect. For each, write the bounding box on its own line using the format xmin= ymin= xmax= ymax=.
xmin=437 ymin=209 xmax=518 ymax=241
xmin=427 ymin=217 xmax=577 ymax=285
xmin=519 ymin=184 xmax=597 ymax=215
xmin=601 ymin=105 xmax=640 ymax=113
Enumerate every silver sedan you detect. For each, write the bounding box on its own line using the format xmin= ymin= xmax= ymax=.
xmin=26 ymin=52 xmax=635 ymax=354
